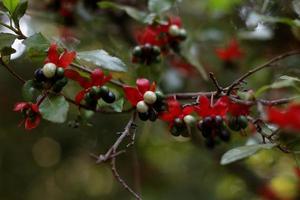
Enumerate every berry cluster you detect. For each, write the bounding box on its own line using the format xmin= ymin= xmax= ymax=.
xmin=64 ymin=68 xmax=116 ymax=109
xmin=132 ymin=43 xmax=161 ymax=65
xmin=170 ymin=114 xmax=196 ymax=137
xmin=133 ymin=17 xmax=187 ymax=65
xmin=84 ymin=85 xmax=116 ymax=108
xmin=228 ymin=115 xmax=248 ymax=132
xmin=167 ymin=24 xmax=187 ymax=52
xmin=197 ymin=115 xmax=230 ymax=148
xmin=34 ymin=63 xmax=68 ymax=93
xmin=136 ymin=91 xmax=165 ymax=122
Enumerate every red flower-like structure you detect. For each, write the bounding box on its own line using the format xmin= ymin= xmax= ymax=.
xmin=136 ymin=16 xmax=183 ymax=47
xmin=216 ymin=39 xmax=243 ymax=62
xmin=194 ymin=96 xmax=228 ymax=118
xmin=267 ymin=104 xmax=300 ymax=131
xmin=45 ymin=43 xmax=76 ymax=68
xmin=123 ymin=78 xmax=156 ymax=106
xmin=65 ymin=68 xmax=112 ymax=104
xmin=14 ymin=102 xmax=41 ymax=130
xmin=160 ymin=99 xmax=194 ymax=128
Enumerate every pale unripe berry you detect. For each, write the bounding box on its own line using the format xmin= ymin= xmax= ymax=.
xmin=168 ymin=25 xmax=180 ymax=36
xmin=183 ymin=115 xmax=196 ymax=125
xmin=42 ymin=63 xmax=57 ymax=78
xmin=178 ymin=29 xmax=187 ymax=39
xmin=136 ymin=101 xmax=149 ymax=113
xmin=143 ymin=91 xmax=157 ymax=104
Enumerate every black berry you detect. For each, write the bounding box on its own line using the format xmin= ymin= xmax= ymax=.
xmin=138 ymin=112 xmax=149 ymax=121
xmin=238 ymin=116 xmax=248 ymax=129
xmin=148 ymin=109 xmax=158 ymax=122
xmin=215 ymin=115 xmax=223 ymax=126
xmin=99 ymin=86 xmax=109 ymax=97
xmin=34 ymin=68 xmax=46 ymax=82
xmin=170 ymin=126 xmax=181 ymax=137
xmin=228 ymin=117 xmax=241 ymax=131
xmin=52 ymin=77 xmax=68 ymax=93
xmin=102 ymin=91 xmax=116 ymax=103
xmin=133 ymin=46 xmax=142 ymax=57
xmin=218 ymin=129 xmax=231 ymax=142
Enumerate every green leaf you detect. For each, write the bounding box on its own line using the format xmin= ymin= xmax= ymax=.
xmin=2 ymin=0 xmax=20 ymax=14
xmin=280 ymin=75 xmax=300 ymax=82
xmin=255 ymin=75 xmax=300 ymax=97
xmin=23 ymin=33 xmax=49 ymax=59
xmin=39 ymin=95 xmax=69 ymax=123
xmin=0 ymin=47 xmax=16 ymax=56
xmin=0 ymin=33 xmax=17 ymax=56
xmin=22 ymin=80 xmax=41 ymax=102
xmin=77 ymin=50 xmax=127 ymax=72
xmin=0 ymin=33 xmax=17 ymax=49
xmin=11 ymin=1 xmax=28 ymax=26
xmin=148 ymin=0 xmax=177 ymax=13
xmin=220 ymin=143 xmax=276 ymax=165
xmin=98 ymin=2 xmax=147 ymax=23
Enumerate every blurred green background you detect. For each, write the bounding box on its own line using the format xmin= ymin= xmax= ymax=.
xmin=1 ymin=0 xmax=300 ymax=199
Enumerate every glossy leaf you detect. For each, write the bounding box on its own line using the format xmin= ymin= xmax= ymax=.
xmin=2 ymin=0 xmax=20 ymax=14
xmin=77 ymin=50 xmax=127 ymax=72
xmin=39 ymin=95 xmax=69 ymax=123
xmin=0 ymin=33 xmax=17 ymax=49
xmin=148 ymin=0 xmax=177 ymax=13
xmin=11 ymin=1 xmax=28 ymax=26
xmin=22 ymin=33 xmax=49 ymax=59
xmin=98 ymin=1 xmax=147 ymax=23
xmin=22 ymin=80 xmax=41 ymax=102
xmin=220 ymin=143 xmax=276 ymax=165
xmin=255 ymin=75 xmax=300 ymax=97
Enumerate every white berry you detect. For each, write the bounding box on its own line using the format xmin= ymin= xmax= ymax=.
xmin=42 ymin=63 xmax=57 ymax=78
xmin=183 ymin=115 xmax=196 ymax=125
xmin=168 ymin=25 xmax=180 ymax=36
xmin=179 ymin=29 xmax=187 ymax=37
xmin=136 ymin=101 xmax=149 ymax=113
xmin=143 ymin=91 xmax=157 ymax=105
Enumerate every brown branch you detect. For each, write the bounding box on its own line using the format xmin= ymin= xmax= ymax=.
xmin=252 ymin=118 xmax=291 ymax=153
xmin=230 ymin=96 xmax=296 ymax=106
xmin=0 ymin=22 xmax=27 ymax=40
xmin=165 ymin=91 xmax=215 ymax=99
xmin=0 ymin=57 xmax=26 ymax=84
xmin=209 ymin=72 xmax=223 ymax=95
xmin=226 ymin=50 xmax=300 ymax=95
xmin=90 ymin=112 xmax=141 ymax=199
xmin=111 ymin=154 xmax=142 ymax=200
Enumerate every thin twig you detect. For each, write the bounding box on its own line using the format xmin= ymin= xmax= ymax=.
xmin=226 ymin=50 xmax=300 ymax=95
xmin=91 ymin=112 xmax=141 ymax=199
xmin=209 ymin=72 xmax=223 ymax=95
xmin=0 ymin=22 xmax=27 ymax=39
xmin=252 ymin=119 xmax=291 ymax=153
xmin=111 ymin=153 xmax=142 ymax=200
xmin=0 ymin=57 xmax=26 ymax=84
xmin=230 ymin=96 xmax=296 ymax=106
